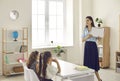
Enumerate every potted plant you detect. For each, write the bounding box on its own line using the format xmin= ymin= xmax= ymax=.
xmin=95 ymin=18 xmax=103 ymax=27
xmin=53 ymin=45 xmax=65 ymax=57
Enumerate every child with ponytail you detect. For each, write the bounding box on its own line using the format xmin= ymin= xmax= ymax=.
xmin=27 ymin=51 xmax=39 ymax=75
xmin=38 ymin=51 xmax=61 ymax=81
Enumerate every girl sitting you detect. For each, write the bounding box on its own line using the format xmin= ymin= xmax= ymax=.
xmin=38 ymin=51 xmax=61 ymax=81
xmin=27 ymin=51 xmax=39 ymax=75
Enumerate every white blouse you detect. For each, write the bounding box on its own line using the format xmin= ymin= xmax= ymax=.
xmin=46 ymin=64 xmax=58 ymax=79
xmin=82 ymin=27 xmax=97 ymax=42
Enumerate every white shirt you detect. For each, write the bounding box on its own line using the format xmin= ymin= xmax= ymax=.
xmin=46 ymin=64 xmax=58 ymax=79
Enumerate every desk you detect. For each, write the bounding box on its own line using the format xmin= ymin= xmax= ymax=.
xmin=55 ymin=60 xmax=94 ymax=81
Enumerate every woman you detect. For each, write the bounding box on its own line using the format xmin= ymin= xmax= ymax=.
xmin=38 ymin=51 xmax=61 ymax=81
xmin=82 ymin=16 xmax=102 ymax=81
xmin=27 ymin=51 xmax=39 ymax=75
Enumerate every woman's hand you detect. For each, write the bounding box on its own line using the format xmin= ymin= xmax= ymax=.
xmin=88 ymin=34 xmax=93 ymax=38
xmin=97 ymin=36 xmax=102 ymax=41
xmin=82 ymin=34 xmax=93 ymax=42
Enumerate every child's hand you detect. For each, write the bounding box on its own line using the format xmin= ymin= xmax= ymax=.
xmin=52 ymin=58 xmax=61 ymax=73
xmin=52 ymin=58 xmax=58 ymax=63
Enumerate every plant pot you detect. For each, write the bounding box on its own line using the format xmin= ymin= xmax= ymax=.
xmin=98 ymin=24 xmax=101 ymax=27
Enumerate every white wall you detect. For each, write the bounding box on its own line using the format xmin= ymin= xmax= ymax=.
xmin=0 ymin=0 xmax=31 ymax=27
xmin=93 ymin=0 xmax=120 ymax=69
xmin=66 ymin=0 xmax=81 ymax=64
xmin=81 ymin=0 xmax=93 ymax=26
xmin=64 ymin=0 xmax=93 ymax=65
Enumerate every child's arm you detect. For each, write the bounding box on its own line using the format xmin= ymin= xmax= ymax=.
xmin=52 ymin=59 xmax=61 ymax=73
xmin=36 ymin=63 xmax=39 ymax=73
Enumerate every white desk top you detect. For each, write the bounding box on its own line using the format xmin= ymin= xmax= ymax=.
xmin=53 ymin=60 xmax=94 ymax=78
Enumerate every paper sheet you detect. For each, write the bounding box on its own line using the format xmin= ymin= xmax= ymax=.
xmin=90 ymin=27 xmax=104 ymax=37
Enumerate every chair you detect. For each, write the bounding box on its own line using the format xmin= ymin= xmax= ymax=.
xmin=29 ymin=69 xmax=40 ymax=81
xmin=19 ymin=60 xmax=30 ymax=81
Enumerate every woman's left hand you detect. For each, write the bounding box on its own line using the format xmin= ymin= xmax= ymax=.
xmin=97 ymin=36 xmax=102 ymax=41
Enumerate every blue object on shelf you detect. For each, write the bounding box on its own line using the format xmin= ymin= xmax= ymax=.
xmin=12 ymin=31 xmax=18 ymax=41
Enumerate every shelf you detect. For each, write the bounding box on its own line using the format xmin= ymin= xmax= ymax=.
xmin=23 ymin=38 xmax=28 ymax=40
xmin=3 ymin=40 xmax=26 ymax=43
xmin=98 ymin=45 xmax=103 ymax=48
xmin=4 ymin=52 xmax=24 ymax=55
xmin=2 ymin=27 xmax=28 ymax=76
xmin=116 ymin=68 xmax=120 ymax=73
xmin=10 ymin=72 xmax=23 ymax=75
xmin=4 ymin=62 xmax=21 ymax=65
xmin=116 ymin=51 xmax=120 ymax=53
xmin=5 ymin=72 xmax=23 ymax=76
xmin=116 ymin=51 xmax=120 ymax=73
xmin=97 ymin=27 xmax=110 ymax=68
xmin=116 ymin=61 xmax=120 ymax=64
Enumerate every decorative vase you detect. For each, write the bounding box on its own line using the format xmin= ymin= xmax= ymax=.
xmin=12 ymin=31 xmax=18 ymax=41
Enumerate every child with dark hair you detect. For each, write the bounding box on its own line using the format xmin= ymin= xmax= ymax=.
xmin=38 ymin=51 xmax=61 ymax=81
xmin=27 ymin=51 xmax=39 ymax=74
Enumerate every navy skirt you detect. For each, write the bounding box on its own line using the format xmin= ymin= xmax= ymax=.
xmin=84 ymin=41 xmax=100 ymax=71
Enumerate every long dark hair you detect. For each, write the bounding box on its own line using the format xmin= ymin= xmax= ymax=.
xmin=39 ymin=51 xmax=52 ymax=80
xmin=38 ymin=52 xmax=43 ymax=77
xmin=27 ymin=51 xmax=39 ymax=68
xmin=86 ymin=16 xmax=95 ymax=27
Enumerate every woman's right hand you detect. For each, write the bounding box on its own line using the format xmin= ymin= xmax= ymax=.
xmin=82 ymin=34 xmax=93 ymax=42
xmin=88 ymin=34 xmax=93 ymax=38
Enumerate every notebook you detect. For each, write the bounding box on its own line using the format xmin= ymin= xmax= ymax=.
xmin=75 ymin=66 xmax=89 ymax=71
xmin=90 ymin=27 xmax=104 ymax=38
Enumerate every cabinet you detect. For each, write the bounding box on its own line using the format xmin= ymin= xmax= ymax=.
xmin=2 ymin=28 xmax=28 ymax=76
xmin=97 ymin=27 xmax=110 ymax=68
xmin=116 ymin=51 xmax=120 ymax=72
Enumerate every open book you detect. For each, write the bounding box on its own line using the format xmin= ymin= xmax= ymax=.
xmin=90 ymin=27 xmax=104 ymax=38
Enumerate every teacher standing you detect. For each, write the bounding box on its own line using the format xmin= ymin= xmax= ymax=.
xmin=82 ymin=16 xmax=102 ymax=81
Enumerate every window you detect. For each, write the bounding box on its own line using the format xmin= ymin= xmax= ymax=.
xmin=32 ymin=0 xmax=73 ymax=48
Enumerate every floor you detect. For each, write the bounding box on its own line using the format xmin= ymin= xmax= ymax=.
xmin=0 ymin=69 xmax=119 ymax=81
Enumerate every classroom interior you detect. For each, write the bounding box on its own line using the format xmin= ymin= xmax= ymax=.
xmin=0 ymin=0 xmax=120 ymax=81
